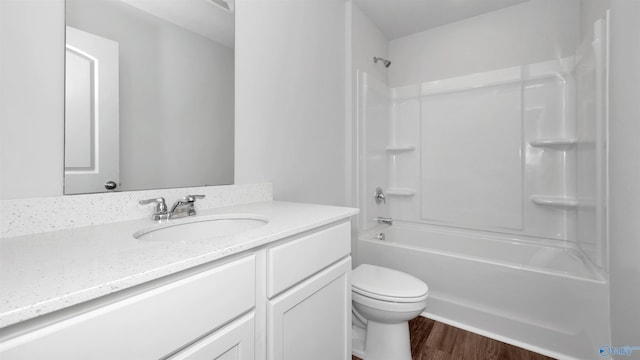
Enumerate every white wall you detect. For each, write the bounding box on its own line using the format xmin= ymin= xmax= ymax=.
xmin=351 ymin=4 xmax=388 ymax=85
xmin=234 ymin=0 xmax=347 ymax=206
xmin=0 ymin=0 xmax=65 ymax=200
xmin=66 ymin=0 xmax=234 ymax=191
xmin=609 ymin=0 xmax=640 ymax=347
xmin=388 ymin=0 xmax=580 ymax=87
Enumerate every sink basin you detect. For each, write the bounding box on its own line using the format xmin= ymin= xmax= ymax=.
xmin=133 ymin=214 xmax=269 ymax=241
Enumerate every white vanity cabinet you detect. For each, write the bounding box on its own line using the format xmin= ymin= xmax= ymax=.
xmin=0 ymin=256 xmax=257 ymax=360
xmin=0 ymin=220 xmax=353 ymax=360
xmin=266 ymin=221 xmax=352 ymax=360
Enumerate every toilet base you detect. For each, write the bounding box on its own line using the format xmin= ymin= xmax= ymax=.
xmin=351 ymin=324 xmax=367 ymax=359
xmin=352 ymin=320 xmax=411 ymax=360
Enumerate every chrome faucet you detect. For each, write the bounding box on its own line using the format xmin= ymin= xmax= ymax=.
xmin=139 ymin=197 xmax=169 ymax=221
xmin=140 ymin=194 xmax=205 ymax=221
xmin=168 ymin=195 xmax=205 ymax=219
xmin=375 ymin=217 xmax=393 ymax=225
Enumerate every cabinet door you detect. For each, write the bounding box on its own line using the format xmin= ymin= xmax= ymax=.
xmin=169 ymin=313 xmax=254 ymax=360
xmin=268 ymin=257 xmax=351 ymax=360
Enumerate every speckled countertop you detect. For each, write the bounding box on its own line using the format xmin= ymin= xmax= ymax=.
xmin=0 ymin=201 xmax=358 ymax=329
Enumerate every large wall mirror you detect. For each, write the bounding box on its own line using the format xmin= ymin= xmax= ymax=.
xmin=64 ymin=0 xmax=234 ymax=194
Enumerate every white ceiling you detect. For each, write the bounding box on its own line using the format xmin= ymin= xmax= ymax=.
xmin=121 ymin=0 xmax=234 ymax=48
xmin=353 ymin=0 xmax=529 ymax=40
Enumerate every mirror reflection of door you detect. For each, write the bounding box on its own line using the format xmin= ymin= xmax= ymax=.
xmin=64 ymin=26 xmax=120 ymax=194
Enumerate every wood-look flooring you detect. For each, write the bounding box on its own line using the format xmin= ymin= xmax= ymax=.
xmin=352 ymin=316 xmax=555 ymax=360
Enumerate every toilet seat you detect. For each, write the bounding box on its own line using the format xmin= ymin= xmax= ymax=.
xmin=352 ymin=264 xmax=429 ymax=303
xmin=353 ymin=286 xmax=428 ymax=303
xmin=353 ymin=291 xmax=428 ymax=313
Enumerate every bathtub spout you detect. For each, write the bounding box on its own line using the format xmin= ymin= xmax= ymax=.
xmin=376 ymin=217 xmax=393 ymax=225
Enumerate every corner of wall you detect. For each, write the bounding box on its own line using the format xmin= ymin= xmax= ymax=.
xmin=608 ymin=0 xmax=640 ymax=347
xmin=0 ymin=0 xmax=65 ymax=200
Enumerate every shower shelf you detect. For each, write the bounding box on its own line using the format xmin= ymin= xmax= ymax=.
xmin=531 ymin=195 xmax=578 ymax=208
xmin=385 ymin=144 xmax=416 ymax=153
xmin=529 ymin=138 xmax=577 ymax=149
xmin=386 ymin=188 xmax=416 ymax=196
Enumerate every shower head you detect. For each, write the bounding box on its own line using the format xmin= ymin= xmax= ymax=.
xmin=373 ymin=56 xmax=391 ymax=68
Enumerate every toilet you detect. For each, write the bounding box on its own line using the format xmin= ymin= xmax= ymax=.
xmin=351 ymin=264 xmax=429 ymax=360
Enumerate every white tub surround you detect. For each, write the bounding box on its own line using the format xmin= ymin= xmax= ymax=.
xmin=0 ymin=183 xmax=272 ymax=238
xmin=0 ymin=201 xmax=358 ymax=329
xmin=357 ymin=13 xmax=609 ymax=270
xmin=354 ymin=14 xmax=611 ymax=359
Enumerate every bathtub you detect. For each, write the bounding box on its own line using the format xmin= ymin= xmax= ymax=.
xmin=357 ymin=222 xmax=611 ymax=360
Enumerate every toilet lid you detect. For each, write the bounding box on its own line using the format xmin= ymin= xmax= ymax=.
xmin=352 ymin=264 xmax=429 ymax=300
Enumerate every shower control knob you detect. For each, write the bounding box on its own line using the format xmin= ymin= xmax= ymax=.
xmin=374 ymin=187 xmax=386 ymax=205
xmin=104 ymin=181 xmax=118 ymax=190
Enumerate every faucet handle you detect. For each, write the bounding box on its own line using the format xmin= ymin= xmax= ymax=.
xmin=139 ymin=197 xmax=168 ymax=214
xmin=169 ymin=195 xmax=205 ymax=218
xmin=185 ymin=194 xmax=205 ymax=202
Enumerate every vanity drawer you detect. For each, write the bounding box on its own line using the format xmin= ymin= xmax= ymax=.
xmin=0 ymin=255 xmax=256 ymax=360
xmin=267 ymin=221 xmax=350 ymax=298
xmin=168 ymin=312 xmax=255 ymax=360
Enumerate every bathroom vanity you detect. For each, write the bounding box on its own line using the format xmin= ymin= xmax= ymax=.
xmin=0 ymin=201 xmax=358 ymax=360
